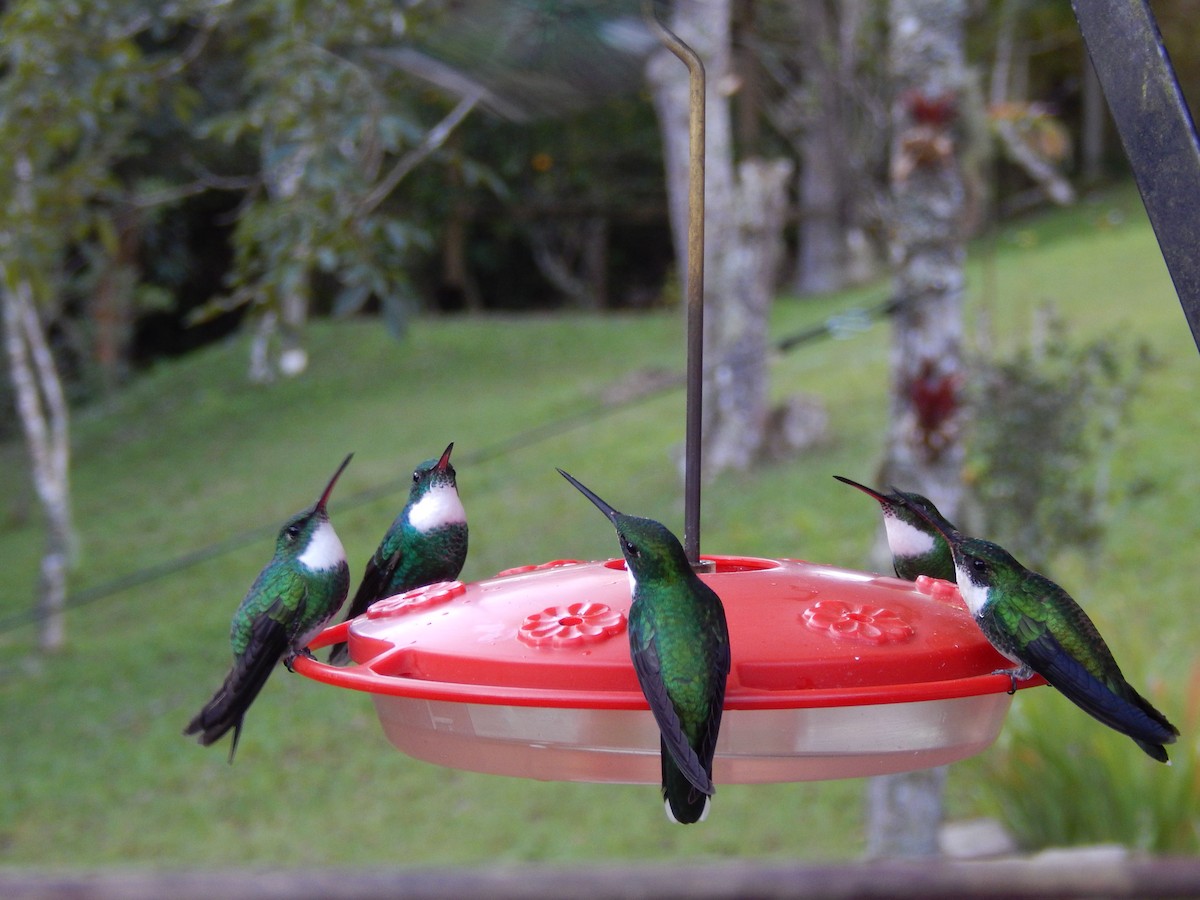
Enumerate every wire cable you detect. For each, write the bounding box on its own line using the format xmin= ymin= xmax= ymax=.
xmin=0 ymin=293 xmax=902 ymax=634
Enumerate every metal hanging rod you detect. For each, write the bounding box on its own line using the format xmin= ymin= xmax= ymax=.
xmin=644 ymin=0 xmax=707 ymax=567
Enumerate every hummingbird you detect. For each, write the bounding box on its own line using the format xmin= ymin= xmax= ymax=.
xmin=327 ymin=442 xmax=467 ymax=665
xmin=558 ymin=469 xmax=730 ymax=824
xmin=185 ymin=453 xmax=353 ymax=762
xmin=907 ymin=508 xmax=1179 ymax=763
xmin=833 ymin=475 xmax=958 ymax=582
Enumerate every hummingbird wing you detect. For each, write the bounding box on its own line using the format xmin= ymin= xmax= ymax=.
xmin=1002 ymin=600 xmax=1178 ymax=760
xmin=628 ymin=605 xmax=716 ymax=797
xmin=184 ymin=587 xmax=306 ymax=761
xmin=347 ymin=542 xmax=405 ymax=622
xmin=328 ymin=541 xmax=404 ymax=665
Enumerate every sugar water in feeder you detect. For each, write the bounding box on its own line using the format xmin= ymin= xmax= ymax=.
xmin=295 ymin=554 xmax=1034 ymax=784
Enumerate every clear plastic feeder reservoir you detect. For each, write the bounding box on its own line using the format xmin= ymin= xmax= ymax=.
xmin=296 ymin=556 xmax=1039 ymax=784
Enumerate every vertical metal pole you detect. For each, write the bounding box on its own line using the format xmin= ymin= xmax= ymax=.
xmin=646 ymin=2 xmax=706 ymax=566
xmin=1071 ymin=0 xmax=1200 ymax=354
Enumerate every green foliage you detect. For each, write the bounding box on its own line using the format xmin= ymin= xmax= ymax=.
xmin=982 ymin=672 xmax=1199 ymax=853
xmin=965 ymin=309 xmax=1157 ymax=570
xmin=0 ymin=1 xmax=186 ymax=288
xmin=194 ymin=0 xmax=439 ymax=330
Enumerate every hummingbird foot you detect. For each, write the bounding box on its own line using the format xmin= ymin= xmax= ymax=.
xmin=992 ymin=664 xmax=1035 ymax=695
xmin=284 ymin=648 xmax=318 ymax=673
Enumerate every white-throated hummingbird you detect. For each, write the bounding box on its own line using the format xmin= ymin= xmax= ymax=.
xmin=834 ymin=475 xmax=958 ymax=582
xmin=909 ymin=507 xmax=1179 ymax=763
xmin=185 ymin=453 xmax=353 ymax=761
xmin=328 ymin=443 xmax=466 ymax=665
xmin=558 ymin=469 xmax=730 ymax=823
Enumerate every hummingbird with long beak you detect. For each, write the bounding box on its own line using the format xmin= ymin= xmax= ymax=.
xmin=328 ymin=443 xmax=467 ymax=665
xmin=833 ymin=475 xmax=958 ymax=582
xmin=185 ymin=453 xmax=353 ymax=761
xmin=558 ymin=469 xmax=730 ymax=824
xmin=907 ymin=506 xmax=1179 ymax=763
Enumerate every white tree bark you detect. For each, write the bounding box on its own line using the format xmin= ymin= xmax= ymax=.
xmin=794 ymin=0 xmax=849 ymax=296
xmin=866 ymin=0 xmax=973 ymax=858
xmin=1 ymin=270 xmax=73 ymax=652
xmin=647 ymin=0 xmax=793 ymax=476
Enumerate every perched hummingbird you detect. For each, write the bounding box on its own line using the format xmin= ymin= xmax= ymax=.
xmin=558 ymin=469 xmax=730 ymax=824
xmin=185 ymin=453 xmax=353 ymax=762
xmin=833 ymin=475 xmax=958 ymax=582
xmin=908 ymin=509 xmax=1179 ymax=763
xmin=328 ymin=442 xmax=467 ymax=665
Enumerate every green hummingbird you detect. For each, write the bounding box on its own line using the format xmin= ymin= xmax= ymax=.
xmin=558 ymin=469 xmax=730 ymax=824
xmin=908 ymin=509 xmax=1179 ymax=763
xmin=185 ymin=453 xmax=353 ymax=762
xmin=833 ymin=475 xmax=958 ymax=582
xmin=328 ymin=443 xmax=467 ymax=665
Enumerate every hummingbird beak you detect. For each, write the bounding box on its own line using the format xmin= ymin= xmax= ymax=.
xmin=316 ymin=453 xmax=354 ymax=513
xmin=906 ymin=499 xmax=955 ymax=542
xmin=435 ymin=442 xmax=455 ymax=473
xmin=557 ymin=468 xmax=621 ymax=522
xmin=833 ymin=475 xmax=890 ymax=505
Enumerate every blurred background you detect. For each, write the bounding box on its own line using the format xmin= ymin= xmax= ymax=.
xmin=0 ymin=0 xmax=1197 ymax=874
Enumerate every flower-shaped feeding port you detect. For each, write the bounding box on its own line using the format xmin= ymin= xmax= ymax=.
xmin=519 ymin=602 xmax=625 ymax=648
xmin=294 ymin=556 xmax=1043 ymax=785
xmin=366 ymin=581 xmax=466 ymax=619
xmin=802 ymin=600 xmax=915 ymax=645
xmin=914 ymin=573 xmax=966 ymax=608
xmin=497 ymin=559 xmax=584 ymax=578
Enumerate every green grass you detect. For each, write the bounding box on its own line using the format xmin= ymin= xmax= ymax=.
xmin=1 ymin=183 xmax=1196 ymax=865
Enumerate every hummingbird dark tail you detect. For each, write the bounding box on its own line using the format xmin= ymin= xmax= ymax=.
xmin=660 ymin=737 xmax=712 ymax=824
xmin=1118 ymin=685 xmax=1179 ymax=763
xmin=184 ymin=644 xmax=281 ymax=763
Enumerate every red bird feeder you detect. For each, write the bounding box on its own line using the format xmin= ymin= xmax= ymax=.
xmin=295 ymin=557 xmax=1037 ymax=784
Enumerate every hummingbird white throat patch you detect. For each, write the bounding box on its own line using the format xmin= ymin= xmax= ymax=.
xmin=883 ymin=515 xmax=937 ymax=559
xmin=407 ymin=483 xmax=466 ymax=533
xmin=298 ymin=519 xmax=347 ymax=571
xmin=953 ymin=564 xmax=990 ymax=616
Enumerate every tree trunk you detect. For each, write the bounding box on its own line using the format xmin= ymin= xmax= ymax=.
xmin=989 ymin=0 xmax=1075 ymax=206
xmin=528 ymin=216 xmax=609 ymax=311
xmin=277 ymin=249 xmax=310 ymax=378
xmin=867 ymin=0 xmax=972 ymax=858
xmin=793 ymin=0 xmax=848 ymax=296
xmin=91 ymin=204 xmax=141 ymax=394
xmin=705 ymin=157 xmax=793 ymax=473
xmin=646 ymin=0 xmax=793 ymax=477
xmin=2 ymin=271 xmax=73 ymax=652
xmin=442 ymin=200 xmax=483 ymax=313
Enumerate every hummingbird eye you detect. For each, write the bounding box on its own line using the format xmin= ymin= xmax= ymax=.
xmin=412 ymin=470 xmax=421 ymax=484
xmin=622 ymin=538 xmax=641 ymax=558
xmin=285 ymin=523 xmax=302 ymax=541
xmin=970 ymin=558 xmax=988 ymax=575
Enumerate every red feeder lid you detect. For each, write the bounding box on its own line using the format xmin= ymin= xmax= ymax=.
xmin=297 ymin=556 xmax=1040 ymax=784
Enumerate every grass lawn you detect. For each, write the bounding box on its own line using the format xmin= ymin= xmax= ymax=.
xmin=0 ymin=183 xmax=1196 ymax=866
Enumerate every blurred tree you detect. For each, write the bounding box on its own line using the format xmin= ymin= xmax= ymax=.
xmin=0 ymin=0 xmax=210 ymax=649
xmin=759 ymin=0 xmax=890 ymax=295
xmin=865 ymin=0 xmax=975 ymax=857
xmin=647 ymin=0 xmax=793 ymax=478
xmin=987 ymin=0 xmax=1074 ymax=207
xmin=192 ymin=1 xmax=479 ymax=381
xmin=385 ymin=1 xmax=665 ymax=313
